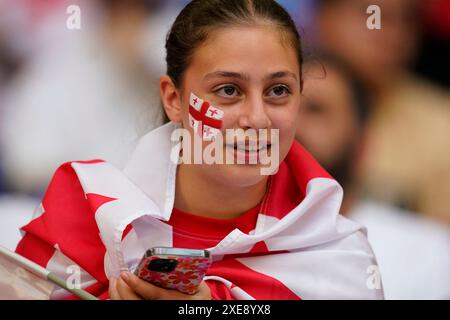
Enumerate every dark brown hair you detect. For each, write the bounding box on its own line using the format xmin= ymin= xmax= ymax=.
xmin=165 ymin=0 xmax=303 ymax=89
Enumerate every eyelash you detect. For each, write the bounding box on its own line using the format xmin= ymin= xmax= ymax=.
xmin=214 ymin=84 xmax=292 ymax=98
xmin=267 ymin=85 xmax=292 ymax=97
xmin=214 ymin=85 xmax=240 ymax=97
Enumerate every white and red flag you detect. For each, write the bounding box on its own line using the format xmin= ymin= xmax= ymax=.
xmin=14 ymin=122 xmax=384 ymax=300
xmin=189 ymin=93 xmax=223 ymax=140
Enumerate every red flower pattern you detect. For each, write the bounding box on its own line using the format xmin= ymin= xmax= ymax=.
xmin=168 ymin=270 xmax=198 ymax=285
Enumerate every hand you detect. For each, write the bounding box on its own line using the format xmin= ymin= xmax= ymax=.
xmin=108 ymin=271 xmax=212 ymax=300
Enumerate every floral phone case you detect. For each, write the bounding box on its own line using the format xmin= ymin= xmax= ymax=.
xmin=134 ymin=247 xmax=212 ymax=295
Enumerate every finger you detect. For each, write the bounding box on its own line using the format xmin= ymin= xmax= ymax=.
xmin=120 ymin=272 xmax=164 ymax=300
xmin=192 ymin=281 xmax=212 ymax=300
xmin=116 ymin=277 xmax=142 ymax=300
xmin=121 ymin=272 xmax=211 ymax=300
xmin=121 ymin=272 xmax=188 ymax=300
xmin=108 ymin=277 xmax=121 ymax=300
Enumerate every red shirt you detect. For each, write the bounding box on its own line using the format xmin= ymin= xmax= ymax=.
xmin=168 ymin=203 xmax=262 ymax=249
xmin=166 ymin=204 xmax=261 ymax=299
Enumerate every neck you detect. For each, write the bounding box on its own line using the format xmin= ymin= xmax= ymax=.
xmin=174 ymin=164 xmax=269 ymax=219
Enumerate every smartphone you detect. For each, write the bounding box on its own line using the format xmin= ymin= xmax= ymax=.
xmin=134 ymin=247 xmax=212 ymax=295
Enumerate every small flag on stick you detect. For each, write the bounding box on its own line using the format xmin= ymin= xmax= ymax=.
xmin=0 ymin=245 xmax=98 ymax=300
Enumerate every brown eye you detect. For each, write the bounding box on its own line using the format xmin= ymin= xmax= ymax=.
xmin=215 ymin=85 xmax=240 ymax=98
xmin=267 ymin=85 xmax=290 ymax=97
xmin=224 ymin=86 xmax=236 ymax=95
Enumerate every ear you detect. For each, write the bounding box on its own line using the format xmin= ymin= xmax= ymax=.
xmin=160 ymin=75 xmax=183 ymax=123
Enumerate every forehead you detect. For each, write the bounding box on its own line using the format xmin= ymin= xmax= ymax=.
xmin=186 ymin=25 xmax=300 ymax=79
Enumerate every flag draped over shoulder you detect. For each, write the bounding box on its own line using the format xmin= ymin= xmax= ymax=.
xmin=15 ymin=122 xmax=384 ymax=300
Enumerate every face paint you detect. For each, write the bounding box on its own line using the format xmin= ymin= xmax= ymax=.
xmin=189 ymin=92 xmax=224 ymax=141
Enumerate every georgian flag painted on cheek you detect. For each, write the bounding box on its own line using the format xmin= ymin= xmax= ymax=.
xmin=189 ymin=93 xmax=224 ymax=141
xmin=190 ymin=93 xmax=204 ymax=111
xmin=15 ymin=122 xmax=384 ymax=300
xmin=205 ymin=105 xmax=224 ymax=120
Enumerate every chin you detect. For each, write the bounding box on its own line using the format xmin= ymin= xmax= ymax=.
xmin=211 ymin=163 xmax=268 ymax=188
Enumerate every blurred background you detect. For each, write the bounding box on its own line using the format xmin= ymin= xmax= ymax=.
xmin=0 ymin=0 xmax=449 ymax=299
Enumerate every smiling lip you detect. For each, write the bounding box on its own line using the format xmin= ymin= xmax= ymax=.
xmin=225 ymin=142 xmax=272 ymax=163
xmin=226 ymin=142 xmax=271 ymax=152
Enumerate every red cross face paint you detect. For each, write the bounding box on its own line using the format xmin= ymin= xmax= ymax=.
xmin=189 ymin=92 xmax=224 ymax=141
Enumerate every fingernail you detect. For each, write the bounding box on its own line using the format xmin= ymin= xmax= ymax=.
xmin=120 ymin=271 xmax=131 ymax=281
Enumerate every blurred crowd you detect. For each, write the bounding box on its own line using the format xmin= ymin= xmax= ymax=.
xmin=0 ymin=0 xmax=449 ymax=299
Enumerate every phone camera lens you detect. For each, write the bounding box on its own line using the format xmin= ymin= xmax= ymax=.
xmin=148 ymin=259 xmax=178 ymax=272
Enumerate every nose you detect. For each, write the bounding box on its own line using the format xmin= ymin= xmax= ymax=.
xmin=237 ymin=93 xmax=272 ymax=130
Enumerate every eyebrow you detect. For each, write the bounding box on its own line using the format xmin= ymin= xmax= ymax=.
xmin=204 ymin=70 xmax=298 ymax=82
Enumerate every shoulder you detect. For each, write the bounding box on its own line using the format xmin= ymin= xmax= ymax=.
xmin=17 ymin=159 xmax=110 ymax=283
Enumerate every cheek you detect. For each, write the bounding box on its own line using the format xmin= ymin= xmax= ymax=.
xmin=220 ymin=110 xmax=239 ymax=130
xmin=270 ymin=109 xmax=298 ymax=141
xmin=267 ymin=109 xmax=298 ymax=164
xmin=185 ymin=92 xmax=225 ymax=141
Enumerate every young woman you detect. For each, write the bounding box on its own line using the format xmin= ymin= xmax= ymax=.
xmin=15 ymin=0 xmax=383 ymax=300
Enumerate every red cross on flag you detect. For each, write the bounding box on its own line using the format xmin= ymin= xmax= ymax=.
xmin=189 ymin=93 xmax=224 ymax=140
xmin=190 ymin=93 xmax=204 ymax=111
